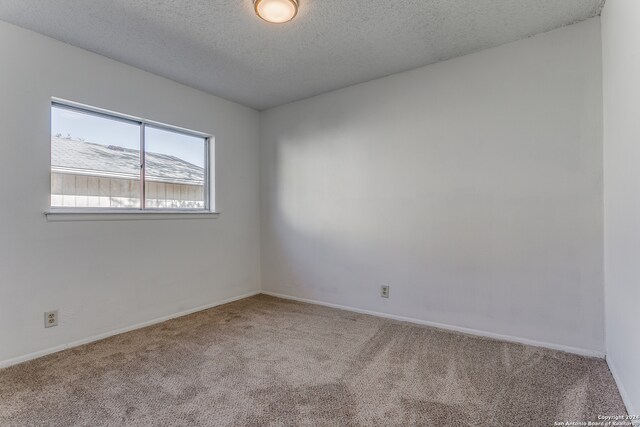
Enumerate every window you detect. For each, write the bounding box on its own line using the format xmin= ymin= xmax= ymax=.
xmin=50 ymin=101 xmax=211 ymax=212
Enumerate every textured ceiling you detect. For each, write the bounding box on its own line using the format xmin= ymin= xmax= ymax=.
xmin=0 ymin=0 xmax=605 ymax=110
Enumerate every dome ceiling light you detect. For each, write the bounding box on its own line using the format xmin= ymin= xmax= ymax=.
xmin=254 ymin=0 xmax=299 ymax=24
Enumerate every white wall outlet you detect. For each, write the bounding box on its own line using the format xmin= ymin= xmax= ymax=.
xmin=381 ymin=285 xmax=390 ymax=298
xmin=44 ymin=310 xmax=58 ymax=328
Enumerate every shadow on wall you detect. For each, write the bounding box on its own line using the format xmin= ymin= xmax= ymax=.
xmin=267 ymin=118 xmax=586 ymax=338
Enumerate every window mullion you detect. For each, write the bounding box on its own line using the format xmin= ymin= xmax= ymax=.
xmin=205 ymin=138 xmax=210 ymax=211
xmin=140 ymin=123 xmax=146 ymax=210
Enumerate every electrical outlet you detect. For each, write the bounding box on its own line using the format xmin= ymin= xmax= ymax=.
xmin=381 ymin=285 xmax=390 ymax=298
xmin=44 ymin=310 xmax=58 ymax=328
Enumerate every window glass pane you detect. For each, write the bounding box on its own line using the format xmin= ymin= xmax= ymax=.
xmin=51 ymin=105 xmax=141 ymax=208
xmin=144 ymin=126 xmax=206 ymax=209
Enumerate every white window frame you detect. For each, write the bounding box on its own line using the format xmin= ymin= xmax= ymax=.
xmin=46 ymin=98 xmax=217 ymax=221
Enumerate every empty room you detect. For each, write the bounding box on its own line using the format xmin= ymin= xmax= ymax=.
xmin=0 ymin=0 xmax=638 ymax=425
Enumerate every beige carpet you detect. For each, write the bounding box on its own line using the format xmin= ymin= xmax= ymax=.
xmin=0 ymin=295 xmax=626 ymax=426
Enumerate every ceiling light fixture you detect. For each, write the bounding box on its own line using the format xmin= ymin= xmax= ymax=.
xmin=254 ymin=0 xmax=298 ymax=24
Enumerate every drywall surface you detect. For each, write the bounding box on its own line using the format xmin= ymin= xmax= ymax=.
xmin=260 ymin=19 xmax=604 ymax=353
xmin=602 ymin=0 xmax=640 ymax=416
xmin=0 ymin=21 xmax=261 ymax=364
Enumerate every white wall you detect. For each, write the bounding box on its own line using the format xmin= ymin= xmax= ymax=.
xmin=602 ymin=0 xmax=640 ymax=416
xmin=0 ymin=21 xmax=261 ymax=365
xmin=260 ymin=19 xmax=604 ymax=354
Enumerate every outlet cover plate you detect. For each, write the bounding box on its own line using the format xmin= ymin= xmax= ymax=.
xmin=381 ymin=285 xmax=390 ymax=298
xmin=45 ymin=310 xmax=58 ymax=328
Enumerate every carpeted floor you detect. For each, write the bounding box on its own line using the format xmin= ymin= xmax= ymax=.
xmin=0 ymin=295 xmax=626 ymax=426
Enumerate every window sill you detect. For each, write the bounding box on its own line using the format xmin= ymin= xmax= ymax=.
xmin=45 ymin=209 xmax=220 ymax=222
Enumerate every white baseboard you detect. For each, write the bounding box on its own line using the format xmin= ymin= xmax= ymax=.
xmin=261 ymin=291 xmax=606 ymax=359
xmin=0 ymin=291 xmax=261 ymax=369
xmin=607 ymin=355 xmax=638 ymax=416
xmin=0 ymin=289 xmax=608 ymax=369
